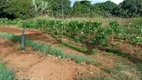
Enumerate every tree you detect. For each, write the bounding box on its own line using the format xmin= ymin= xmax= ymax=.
xmin=71 ymin=1 xmax=91 ymax=17
xmin=95 ymin=1 xmax=117 ymax=12
xmin=32 ymin=0 xmax=50 ymax=15
xmin=91 ymin=1 xmax=117 ymax=17
xmin=112 ymin=0 xmax=142 ymax=18
xmin=0 ymin=0 xmax=35 ymax=19
xmin=47 ymin=0 xmax=71 ymax=18
xmin=90 ymin=4 xmax=106 ymax=17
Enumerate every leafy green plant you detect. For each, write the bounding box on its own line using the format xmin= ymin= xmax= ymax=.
xmin=93 ymin=27 xmax=108 ymax=46
xmin=1 ymin=18 xmax=141 ymax=46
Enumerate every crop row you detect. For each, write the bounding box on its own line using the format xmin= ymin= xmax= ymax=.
xmin=0 ymin=18 xmax=141 ymax=46
xmin=0 ymin=32 xmax=95 ymax=64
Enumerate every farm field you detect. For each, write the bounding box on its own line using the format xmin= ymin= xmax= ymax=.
xmin=0 ymin=0 xmax=142 ymax=80
xmin=0 ymin=17 xmax=141 ymax=80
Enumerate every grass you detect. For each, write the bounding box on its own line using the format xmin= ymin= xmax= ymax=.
xmin=77 ymin=61 xmax=142 ymax=80
xmin=86 ymin=59 xmax=95 ymax=65
xmin=136 ymin=63 xmax=142 ymax=73
xmin=62 ymin=43 xmax=89 ymax=53
xmin=131 ymin=17 xmax=142 ymax=26
xmin=0 ymin=32 xmax=90 ymax=64
xmin=0 ymin=62 xmax=15 ymax=80
xmin=72 ymin=55 xmax=88 ymax=64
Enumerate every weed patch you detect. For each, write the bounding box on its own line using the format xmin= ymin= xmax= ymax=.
xmin=0 ymin=62 xmax=15 ymax=80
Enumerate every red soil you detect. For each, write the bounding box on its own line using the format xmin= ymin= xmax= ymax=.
xmin=0 ymin=26 xmax=134 ymax=80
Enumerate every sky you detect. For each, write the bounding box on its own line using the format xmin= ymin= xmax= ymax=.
xmin=70 ymin=0 xmax=124 ymax=7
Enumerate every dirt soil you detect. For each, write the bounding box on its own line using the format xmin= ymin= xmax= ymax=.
xmin=0 ymin=26 xmax=84 ymax=56
xmin=0 ymin=26 xmax=133 ymax=80
xmin=0 ymin=37 xmax=102 ymax=80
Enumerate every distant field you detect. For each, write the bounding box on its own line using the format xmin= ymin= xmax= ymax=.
xmin=36 ymin=16 xmax=131 ymax=26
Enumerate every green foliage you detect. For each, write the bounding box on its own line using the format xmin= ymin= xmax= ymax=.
xmin=0 ymin=62 xmax=15 ymax=80
xmin=86 ymin=59 xmax=95 ymax=65
xmin=1 ymin=18 xmax=141 ymax=46
xmin=93 ymin=27 xmax=109 ymax=46
xmin=131 ymin=17 xmax=142 ymax=26
xmin=0 ymin=0 xmax=142 ymax=18
xmin=0 ymin=32 xmax=90 ymax=64
xmin=47 ymin=0 xmax=71 ymax=18
xmin=72 ymin=1 xmax=91 ymax=17
xmin=112 ymin=0 xmax=142 ymax=18
xmin=62 ymin=43 xmax=89 ymax=53
xmin=0 ymin=0 xmax=35 ymax=19
xmin=32 ymin=0 xmax=49 ymax=14
xmin=132 ymin=36 xmax=142 ymax=45
xmin=94 ymin=1 xmax=117 ymax=17
xmin=136 ymin=63 xmax=142 ymax=73
xmin=71 ymin=1 xmax=111 ymax=17
xmin=20 ymin=19 xmax=106 ymax=46
xmin=96 ymin=1 xmax=117 ymax=12
xmin=72 ymin=56 xmax=88 ymax=64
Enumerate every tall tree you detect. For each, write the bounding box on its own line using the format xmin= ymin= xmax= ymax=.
xmin=71 ymin=1 xmax=91 ymax=17
xmin=0 ymin=0 xmax=35 ymax=19
xmin=47 ymin=0 xmax=71 ymax=18
xmin=32 ymin=0 xmax=50 ymax=15
xmin=95 ymin=1 xmax=117 ymax=12
xmin=112 ymin=0 xmax=142 ymax=17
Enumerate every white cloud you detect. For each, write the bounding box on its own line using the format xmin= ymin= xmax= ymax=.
xmin=112 ymin=0 xmax=123 ymax=4
xmin=71 ymin=0 xmax=124 ymax=5
xmin=91 ymin=0 xmax=123 ymax=4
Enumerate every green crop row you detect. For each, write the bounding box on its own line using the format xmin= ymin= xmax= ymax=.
xmin=0 ymin=18 xmax=141 ymax=46
xmin=0 ymin=32 xmax=94 ymax=64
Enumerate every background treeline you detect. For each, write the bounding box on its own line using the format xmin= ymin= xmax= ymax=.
xmin=0 ymin=0 xmax=142 ymax=19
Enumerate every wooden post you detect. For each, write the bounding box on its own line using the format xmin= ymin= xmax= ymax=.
xmin=21 ymin=27 xmax=25 ymax=50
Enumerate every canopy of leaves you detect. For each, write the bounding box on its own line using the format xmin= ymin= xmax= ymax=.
xmin=72 ymin=1 xmax=91 ymax=17
xmin=47 ymin=0 xmax=71 ymax=18
xmin=0 ymin=0 xmax=35 ymax=19
xmin=95 ymin=1 xmax=117 ymax=12
xmin=0 ymin=0 xmax=142 ymax=19
xmin=32 ymin=0 xmax=49 ymax=14
xmin=71 ymin=1 xmax=107 ymax=17
xmin=112 ymin=0 xmax=142 ymax=18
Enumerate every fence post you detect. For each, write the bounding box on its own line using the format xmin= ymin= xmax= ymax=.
xmin=21 ymin=27 xmax=25 ymax=50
